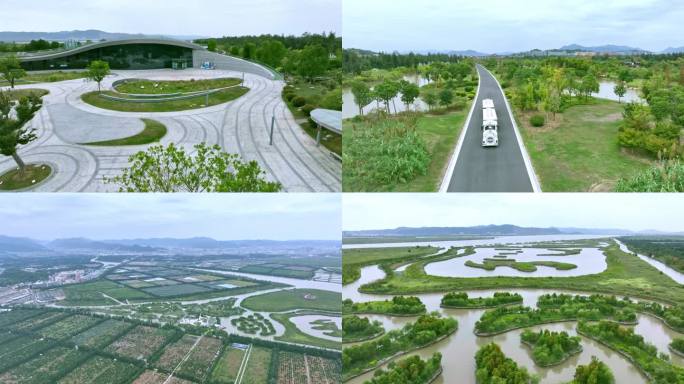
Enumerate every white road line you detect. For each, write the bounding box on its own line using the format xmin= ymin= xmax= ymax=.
xmin=235 ymin=344 xmax=252 ymax=384
xmin=163 ymin=335 xmax=203 ymax=384
xmin=480 ymin=66 xmax=541 ymax=192
xmin=439 ymin=66 xmax=482 ymax=192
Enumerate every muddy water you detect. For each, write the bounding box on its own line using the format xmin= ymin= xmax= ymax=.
xmin=342 ymin=74 xmax=430 ymax=119
xmin=344 ymin=264 xmax=683 ymax=383
xmin=424 ymin=247 xmax=607 ymax=278
xmin=616 ymin=239 xmax=684 ymax=284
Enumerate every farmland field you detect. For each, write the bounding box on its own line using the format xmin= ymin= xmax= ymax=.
xmin=241 ymin=346 xmax=272 ymax=384
xmin=36 ymin=314 xmax=102 ymax=340
xmin=57 ymin=355 xmax=142 ymax=384
xmin=155 ymin=334 xmax=199 ymax=371
xmin=307 ymin=355 xmax=341 ymax=384
xmin=132 ymin=370 xmax=195 ymax=384
xmin=71 ymin=319 xmax=134 ymax=349
xmin=277 ymin=352 xmax=308 ymax=384
xmin=176 ymin=336 xmax=223 ymax=381
xmin=143 ymin=283 xmax=213 ymax=297
xmin=210 ymin=346 xmax=246 ymax=383
xmin=8 ymin=311 xmax=69 ymax=332
xmin=0 ymin=335 xmax=56 ymax=372
xmin=0 ymin=309 xmax=44 ymax=327
xmin=241 ymin=289 xmax=341 ymax=312
xmin=61 ymin=280 xmax=153 ymax=305
xmin=0 ymin=345 xmax=89 ymax=384
xmin=105 ymin=325 xmax=177 ymax=361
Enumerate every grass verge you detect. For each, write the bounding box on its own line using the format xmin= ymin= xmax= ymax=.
xmin=80 ymin=118 xmax=167 ymax=146
xmin=0 ymin=164 xmax=52 ymax=190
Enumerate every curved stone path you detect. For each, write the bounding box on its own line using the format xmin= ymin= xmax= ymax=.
xmin=0 ymin=69 xmax=341 ymax=192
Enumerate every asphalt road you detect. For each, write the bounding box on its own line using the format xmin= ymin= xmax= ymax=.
xmin=446 ymin=65 xmax=534 ymax=192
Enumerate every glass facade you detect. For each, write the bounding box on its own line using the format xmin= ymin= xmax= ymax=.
xmin=21 ymin=43 xmax=194 ymax=70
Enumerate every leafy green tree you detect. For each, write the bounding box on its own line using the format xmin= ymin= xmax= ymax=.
xmin=298 ymin=44 xmax=329 ymax=82
xmin=207 ymin=39 xmax=217 ymax=52
xmin=86 ymin=60 xmax=110 ymax=92
xmin=229 ymin=46 xmax=240 ymax=56
xmin=614 ymin=82 xmax=627 ymax=103
xmin=572 ymin=356 xmax=615 ymax=384
xmin=255 ymin=40 xmax=287 ymax=68
xmin=0 ymin=92 xmax=42 ymax=170
xmin=374 ymin=80 xmax=399 ymax=113
xmin=242 ymin=43 xmax=256 ymax=59
xmin=399 ymin=80 xmax=420 ymax=111
xmin=108 ymin=143 xmax=281 ymax=192
xmin=580 ymin=74 xmax=599 ymax=100
xmin=350 ymin=81 xmax=372 ymax=116
xmin=0 ymin=55 xmax=26 ymax=89
xmin=422 ymin=90 xmax=438 ymax=111
xmin=439 ymin=88 xmax=454 ymax=108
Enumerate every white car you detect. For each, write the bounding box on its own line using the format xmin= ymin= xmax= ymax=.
xmin=481 ymin=99 xmax=499 ymax=147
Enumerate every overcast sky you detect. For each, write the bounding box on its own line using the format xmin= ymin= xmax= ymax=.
xmin=0 ymin=194 xmax=340 ymax=241
xmin=343 ymin=194 xmax=684 ymax=232
xmin=344 ymin=0 xmax=684 ymax=53
xmin=2 ymin=0 xmax=339 ymax=37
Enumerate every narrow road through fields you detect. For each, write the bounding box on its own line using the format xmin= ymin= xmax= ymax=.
xmin=443 ymin=64 xmax=539 ymax=192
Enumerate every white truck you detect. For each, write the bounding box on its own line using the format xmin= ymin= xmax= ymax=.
xmin=481 ymin=98 xmax=498 ymax=147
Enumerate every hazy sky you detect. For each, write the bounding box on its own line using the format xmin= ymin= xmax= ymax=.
xmin=344 ymin=0 xmax=684 ymax=53
xmin=2 ymin=0 xmax=340 ymax=37
xmin=343 ymin=194 xmax=684 ymax=232
xmin=0 ymin=194 xmax=340 ymax=241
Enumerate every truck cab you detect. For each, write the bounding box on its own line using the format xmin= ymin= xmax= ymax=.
xmin=481 ymin=99 xmax=498 ymax=147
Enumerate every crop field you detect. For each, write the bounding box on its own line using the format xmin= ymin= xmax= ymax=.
xmin=0 ymin=335 xmax=55 ymax=372
xmin=155 ymin=334 xmax=199 ymax=371
xmin=0 ymin=308 xmax=44 ymax=327
xmin=276 ymin=352 xmax=341 ymax=384
xmin=0 ymin=345 xmax=89 ymax=384
xmin=61 ymin=280 xmax=153 ymax=305
xmin=240 ymin=264 xmax=315 ymax=279
xmin=307 ymin=355 xmax=341 ymax=384
xmin=210 ymin=346 xmax=246 ymax=383
xmin=105 ymin=325 xmax=177 ymax=361
xmin=71 ymin=319 xmax=134 ymax=349
xmin=241 ymin=346 xmax=272 ymax=384
xmin=57 ymin=355 xmax=142 ymax=384
xmin=142 ymin=283 xmax=213 ymax=297
xmin=36 ymin=314 xmax=102 ymax=340
xmin=242 ymin=289 xmax=341 ymax=312
xmin=122 ymin=279 xmax=156 ymax=288
xmin=8 ymin=311 xmax=69 ymax=332
xmin=277 ymin=352 xmax=308 ymax=384
xmin=175 ymin=336 xmax=223 ymax=381
xmin=132 ymin=370 xmax=195 ymax=384
xmin=202 ymin=279 xmax=257 ymax=289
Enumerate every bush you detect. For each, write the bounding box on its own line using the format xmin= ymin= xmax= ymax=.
xmin=283 ymin=92 xmax=296 ymax=102
xmin=614 ymin=160 xmax=684 ymax=192
xmin=464 ymin=86 xmax=473 ymax=92
xmin=301 ymin=104 xmax=316 ymax=116
xmin=292 ymin=96 xmax=306 ymax=107
xmin=320 ymin=88 xmax=342 ymax=110
xmin=530 ymin=114 xmax=545 ymax=127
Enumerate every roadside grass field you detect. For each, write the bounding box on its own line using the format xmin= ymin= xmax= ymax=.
xmin=71 ymin=319 xmax=134 ymax=349
xmin=57 ymin=355 xmax=142 ymax=384
xmin=132 ymin=370 xmax=194 ymax=384
xmin=343 ymin=110 xmax=469 ymax=192
xmin=0 ymin=71 xmax=87 ymax=86
xmin=105 ymin=325 xmax=177 ymax=361
xmin=61 ymin=280 xmax=153 ymax=305
xmin=0 ymin=345 xmax=89 ymax=384
xmin=210 ymin=346 xmax=246 ymax=383
xmin=36 ymin=314 xmax=102 ymax=340
xmin=154 ymin=334 xmax=198 ymax=371
xmin=114 ymin=78 xmax=242 ymax=94
xmin=0 ymin=308 xmax=44 ymax=327
xmin=176 ymin=336 xmax=223 ymax=381
xmin=518 ymin=98 xmax=652 ymax=191
xmin=0 ymin=335 xmax=55 ymax=372
xmin=0 ymin=164 xmax=53 ymax=191
xmin=241 ymin=289 xmax=341 ymax=312
xmin=241 ymin=346 xmax=272 ymax=384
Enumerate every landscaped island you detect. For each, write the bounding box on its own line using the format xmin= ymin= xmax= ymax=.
xmin=670 ymin=338 xmax=684 ymax=357
xmin=342 ymin=312 xmax=457 ymax=381
xmin=343 ymin=246 xmax=439 ymax=284
xmin=364 ymin=353 xmax=442 ymax=384
xmin=342 ymin=315 xmax=384 ymax=343
xmin=440 ymin=292 xmax=522 ymax=308
xmin=465 ymin=259 xmax=577 ymax=272
xmin=520 ymin=329 xmax=582 ymax=366
xmin=343 ymin=296 xmax=426 ymax=316
xmin=577 ymin=320 xmax=684 ymax=383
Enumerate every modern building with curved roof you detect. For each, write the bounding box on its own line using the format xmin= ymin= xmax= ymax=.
xmin=18 ymin=38 xmax=277 ymax=79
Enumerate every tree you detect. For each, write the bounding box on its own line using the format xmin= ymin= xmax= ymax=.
xmin=242 ymin=43 xmax=256 ymax=59
xmin=207 ymin=39 xmax=217 ymax=52
xmin=422 ymin=90 xmax=438 ymax=111
xmin=0 ymin=92 xmax=42 ymax=170
xmin=108 ymin=143 xmax=282 ymax=192
xmin=373 ymin=80 xmax=399 ymax=113
xmin=350 ymin=81 xmax=372 ymax=116
xmin=229 ymin=46 xmax=240 ymax=56
xmin=255 ymin=40 xmax=287 ymax=68
xmin=581 ymin=74 xmax=599 ymax=100
xmin=399 ymin=80 xmax=420 ymax=111
xmin=439 ymin=88 xmax=454 ymax=108
xmin=0 ymin=55 xmax=26 ymax=89
xmin=614 ymin=82 xmax=627 ymax=103
xmin=86 ymin=60 xmax=110 ymax=92
xmin=298 ymin=44 xmax=329 ymax=82
xmin=573 ymin=356 xmax=615 ymax=384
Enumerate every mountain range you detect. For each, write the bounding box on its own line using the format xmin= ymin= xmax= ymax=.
xmin=343 ymin=225 xmax=683 ymax=238
xmin=362 ymin=44 xmax=684 ymax=57
xmin=0 ymin=29 xmax=206 ymax=42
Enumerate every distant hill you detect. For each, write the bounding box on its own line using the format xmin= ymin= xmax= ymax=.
xmin=0 ymin=29 xmax=206 ymax=42
xmin=104 ymin=238 xmax=339 ymax=249
xmin=662 ymin=46 xmax=684 ymax=54
xmin=343 ymin=225 xmax=649 ymax=238
xmin=0 ymin=235 xmax=46 ymax=252
xmin=447 ymin=50 xmax=489 ymax=57
xmin=559 ymin=44 xmax=649 ymax=54
xmin=47 ymin=238 xmax=160 ymax=252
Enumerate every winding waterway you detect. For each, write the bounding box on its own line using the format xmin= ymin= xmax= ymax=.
xmin=343 ymin=236 xmax=684 ymax=383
